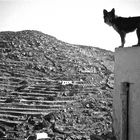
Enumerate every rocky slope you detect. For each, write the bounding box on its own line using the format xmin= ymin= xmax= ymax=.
xmin=0 ymin=30 xmax=114 ymax=139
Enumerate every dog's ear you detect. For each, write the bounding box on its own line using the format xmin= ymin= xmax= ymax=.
xmin=103 ymin=9 xmax=108 ymax=15
xmin=111 ymin=8 xmax=115 ymax=14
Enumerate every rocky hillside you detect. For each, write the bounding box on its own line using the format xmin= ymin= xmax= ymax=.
xmin=0 ymin=30 xmax=114 ymax=139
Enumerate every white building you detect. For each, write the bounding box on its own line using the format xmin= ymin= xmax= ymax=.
xmin=60 ymin=80 xmax=73 ymax=85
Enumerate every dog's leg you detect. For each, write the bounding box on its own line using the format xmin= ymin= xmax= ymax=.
xmin=119 ymin=32 xmax=126 ymax=48
xmin=136 ymin=28 xmax=140 ymax=46
xmin=132 ymin=28 xmax=140 ymax=47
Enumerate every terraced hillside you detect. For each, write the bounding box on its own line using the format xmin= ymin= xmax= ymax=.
xmin=0 ymin=30 xmax=114 ymax=139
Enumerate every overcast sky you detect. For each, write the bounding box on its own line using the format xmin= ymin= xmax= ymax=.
xmin=0 ymin=0 xmax=140 ymax=51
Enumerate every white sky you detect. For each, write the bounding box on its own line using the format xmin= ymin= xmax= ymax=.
xmin=0 ymin=0 xmax=140 ymax=51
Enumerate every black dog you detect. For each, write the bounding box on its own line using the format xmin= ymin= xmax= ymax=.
xmin=103 ymin=8 xmax=140 ymax=47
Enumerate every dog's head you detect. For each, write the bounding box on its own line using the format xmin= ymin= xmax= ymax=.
xmin=103 ymin=8 xmax=115 ymax=26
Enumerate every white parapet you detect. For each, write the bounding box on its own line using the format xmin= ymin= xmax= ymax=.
xmin=114 ymin=46 xmax=140 ymax=140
